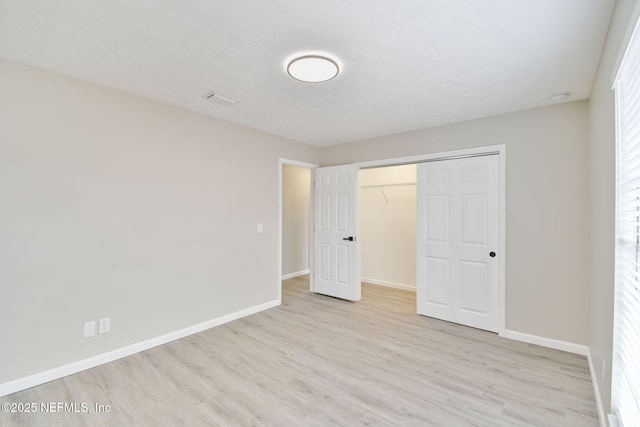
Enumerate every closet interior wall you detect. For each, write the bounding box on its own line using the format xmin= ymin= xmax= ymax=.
xmin=359 ymin=164 xmax=417 ymax=291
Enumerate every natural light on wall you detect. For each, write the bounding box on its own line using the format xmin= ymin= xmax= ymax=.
xmin=612 ymin=14 xmax=640 ymax=427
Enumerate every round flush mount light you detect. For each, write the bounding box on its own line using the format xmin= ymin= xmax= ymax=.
xmin=287 ymin=55 xmax=340 ymax=83
xmin=549 ymin=92 xmax=570 ymax=103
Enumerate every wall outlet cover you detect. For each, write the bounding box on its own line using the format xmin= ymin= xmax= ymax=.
xmin=84 ymin=321 xmax=96 ymax=338
xmin=99 ymin=317 xmax=110 ymax=334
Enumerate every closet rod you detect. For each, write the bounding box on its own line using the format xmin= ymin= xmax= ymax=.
xmin=360 ymin=151 xmax=499 ymax=169
xmin=361 ymin=182 xmax=416 ymax=188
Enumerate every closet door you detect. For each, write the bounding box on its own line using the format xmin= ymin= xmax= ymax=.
xmin=416 ymin=155 xmax=499 ymax=332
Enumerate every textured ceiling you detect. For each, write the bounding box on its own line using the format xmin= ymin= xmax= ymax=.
xmin=0 ymin=0 xmax=616 ymax=146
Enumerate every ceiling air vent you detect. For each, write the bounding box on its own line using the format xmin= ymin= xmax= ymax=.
xmin=203 ymin=91 xmax=238 ymax=105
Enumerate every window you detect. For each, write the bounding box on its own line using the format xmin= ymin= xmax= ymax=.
xmin=613 ymin=16 xmax=640 ymax=427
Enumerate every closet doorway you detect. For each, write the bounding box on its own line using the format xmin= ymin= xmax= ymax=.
xmin=359 ymin=164 xmax=417 ymax=292
xmin=355 ymin=144 xmax=506 ymax=334
xmin=359 ymin=156 xmax=500 ymax=333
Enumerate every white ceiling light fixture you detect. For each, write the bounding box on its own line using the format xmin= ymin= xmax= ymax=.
xmin=287 ymin=55 xmax=340 ymax=83
xmin=549 ymin=92 xmax=570 ymax=103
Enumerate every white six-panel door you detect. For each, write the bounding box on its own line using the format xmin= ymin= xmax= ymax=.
xmin=314 ymin=165 xmax=361 ymax=301
xmin=416 ymin=155 xmax=499 ymax=332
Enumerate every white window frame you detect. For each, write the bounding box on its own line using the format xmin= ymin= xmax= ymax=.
xmin=612 ymin=14 xmax=640 ymax=427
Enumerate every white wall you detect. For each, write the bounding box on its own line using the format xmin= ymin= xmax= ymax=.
xmin=322 ymin=101 xmax=590 ymax=345
xmin=587 ymin=0 xmax=640 ymax=414
xmin=282 ymin=165 xmax=310 ymax=277
xmin=0 ymin=59 xmax=320 ymax=385
xmin=359 ymin=165 xmax=416 ymax=290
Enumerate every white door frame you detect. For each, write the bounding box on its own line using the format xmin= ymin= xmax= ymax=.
xmin=278 ymin=158 xmax=318 ymax=304
xmin=354 ymin=144 xmax=506 ymax=336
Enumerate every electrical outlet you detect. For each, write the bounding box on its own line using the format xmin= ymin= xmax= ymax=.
xmin=98 ymin=317 xmax=110 ymax=334
xmin=83 ymin=321 xmax=96 ymax=338
xmin=257 ymin=223 xmax=263 ymax=233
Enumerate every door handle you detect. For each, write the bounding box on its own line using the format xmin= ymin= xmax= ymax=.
xmin=342 ymin=236 xmax=355 ymax=241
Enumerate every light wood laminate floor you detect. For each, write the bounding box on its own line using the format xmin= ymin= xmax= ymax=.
xmin=1 ymin=276 xmax=598 ymax=426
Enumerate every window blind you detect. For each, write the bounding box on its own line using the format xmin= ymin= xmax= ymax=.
xmin=613 ymin=15 xmax=640 ymax=427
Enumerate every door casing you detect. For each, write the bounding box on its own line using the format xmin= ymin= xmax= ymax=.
xmin=278 ymin=158 xmax=318 ymax=304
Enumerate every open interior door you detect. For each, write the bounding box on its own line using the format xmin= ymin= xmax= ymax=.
xmin=313 ymin=165 xmax=361 ymax=301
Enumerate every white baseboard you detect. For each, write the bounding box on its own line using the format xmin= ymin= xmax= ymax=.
xmin=587 ymin=349 xmax=608 ymax=427
xmin=0 ymin=299 xmax=280 ymax=398
xmin=361 ymin=277 xmax=416 ymax=292
xmin=282 ymin=269 xmax=310 ymax=280
xmin=503 ymin=330 xmax=588 ymax=355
